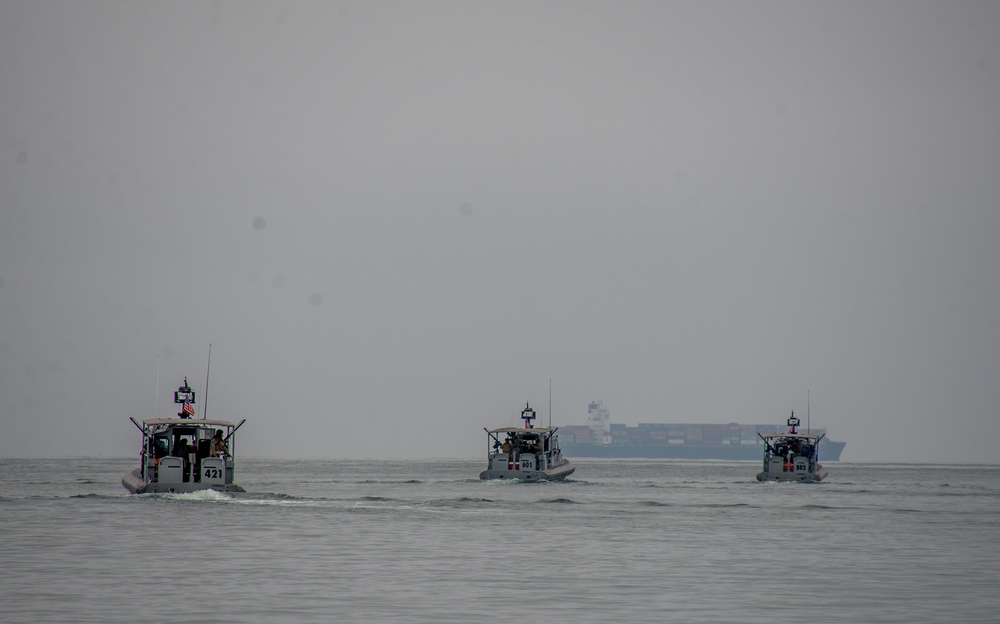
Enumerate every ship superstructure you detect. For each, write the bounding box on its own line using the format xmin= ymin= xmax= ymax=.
xmin=587 ymin=400 xmax=613 ymax=445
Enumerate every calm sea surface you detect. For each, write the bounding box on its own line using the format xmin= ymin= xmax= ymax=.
xmin=1 ymin=458 xmax=997 ymax=623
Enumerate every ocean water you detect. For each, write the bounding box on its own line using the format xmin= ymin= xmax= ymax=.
xmin=0 ymin=458 xmax=997 ymax=624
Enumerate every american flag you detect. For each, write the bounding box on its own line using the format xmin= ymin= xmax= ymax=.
xmin=182 ymin=402 xmax=195 ymax=416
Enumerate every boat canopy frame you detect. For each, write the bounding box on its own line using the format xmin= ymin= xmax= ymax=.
xmin=484 ymin=426 xmax=560 ymax=455
xmin=129 ymin=416 xmax=245 ymax=474
xmin=758 ymin=431 xmax=825 ymax=461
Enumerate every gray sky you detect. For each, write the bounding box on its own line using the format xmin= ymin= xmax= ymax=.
xmin=2 ymin=1 xmax=998 ymax=463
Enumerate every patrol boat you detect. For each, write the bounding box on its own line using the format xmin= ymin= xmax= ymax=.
xmin=122 ymin=378 xmax=246 ymax=494
xmin=479 ymin=402 xmax=575 ymax=481
xmin=756 ymin=411 xmax=828 ymax=483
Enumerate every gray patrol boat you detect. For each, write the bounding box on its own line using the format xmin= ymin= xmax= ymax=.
xmin=480 ymin=403 xmax=575 ymax=481
xmin=756 ymin=411 xmax=828 ymax=483
xmin=122 ymin=377 xmax=246 ymax=494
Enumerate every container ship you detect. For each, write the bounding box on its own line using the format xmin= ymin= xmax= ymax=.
xmin=558 ymin=401 xmax=846 ymax=461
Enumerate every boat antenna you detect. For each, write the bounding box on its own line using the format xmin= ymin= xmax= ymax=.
xmin=807 ymin=389 xmax=810 ymax=434
xmin=548 ymin=378 xmax=552 ymax=429
xmin=203 ymin=343 xmax=212 ymax=420
xmin=154 ymin=353 xmax=160 ymax=418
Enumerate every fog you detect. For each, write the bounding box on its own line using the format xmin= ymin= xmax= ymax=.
xmin=2 ymin=2 xmax=998 ymax=463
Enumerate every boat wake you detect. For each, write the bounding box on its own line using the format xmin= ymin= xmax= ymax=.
xmin=70 ymin=493 xmax=127 ymax=500
xmin=423 ymin=496 xmax=495 ymax=509
xmin=539 ymin=496 xmax=581 ymax=504
xmin=157 ymin=489 xmax=236 ymax=503
xmin=152 ymin=490 xmax=348 ymax=508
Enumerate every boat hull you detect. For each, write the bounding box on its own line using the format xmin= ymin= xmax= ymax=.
xmin=479 ymin=461 xmax=576 ymax=482
xmin=756 ymin=464 xmax=828 ymax=483
xmin=121 ymin=467 xmax=246 ymax=494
